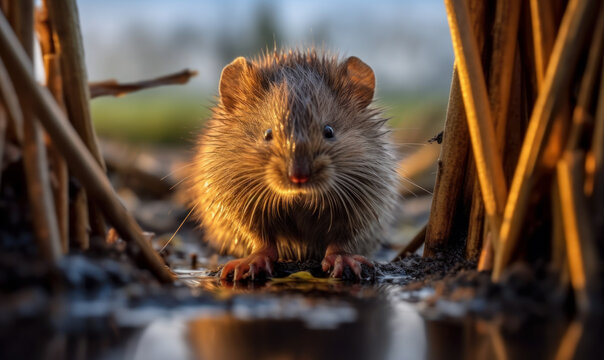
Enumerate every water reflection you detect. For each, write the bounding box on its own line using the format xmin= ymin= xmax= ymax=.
xmin=119 ymin=276 xmax=602 ymax=360
xmin=129 ymin=279 xmax=403 ymax=360
xmin=3 ymin=274 xmax=602 ymax=359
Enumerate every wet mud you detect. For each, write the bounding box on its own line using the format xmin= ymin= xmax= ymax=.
xmin=1 ymin=244 xmax=601 ymax=360
xmin=1 ymin=144 xmax=601 ymax=359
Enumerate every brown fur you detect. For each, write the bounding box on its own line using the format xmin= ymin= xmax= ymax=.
xmin=187 ymin=48 xmax=399 ymax=260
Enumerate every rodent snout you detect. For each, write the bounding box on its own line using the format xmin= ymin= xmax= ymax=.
xmin=288 ymin=158 xmax=311 ymax=184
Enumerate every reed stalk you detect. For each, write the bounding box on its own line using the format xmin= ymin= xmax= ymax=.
xmin=0 ymin=11 xmax=174 ymax=282
xmin=493 ymin=0 xmax=598 ymax=281
xmin=423 ymin=0 xmax=486 ymax=257
xmin=9 ymin=0 xmax=62 ymax=264
xmin=46 ymin=0 xmax=106 ymax=242
xmin=444 ymin=0 xmax=508 ymax=248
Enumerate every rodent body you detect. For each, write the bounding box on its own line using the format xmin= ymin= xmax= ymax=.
xmin=188 ymin=49 xmax=399 ymax=279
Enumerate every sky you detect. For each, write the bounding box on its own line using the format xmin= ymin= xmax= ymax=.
xmin=75 ymin=0 xmax=454 ymax=95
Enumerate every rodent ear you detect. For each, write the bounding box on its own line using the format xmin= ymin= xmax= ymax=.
xmin=341 ymin=56 xmax=375 ymax=109
xmin=219 ymin=57 xmax=257 ymax=112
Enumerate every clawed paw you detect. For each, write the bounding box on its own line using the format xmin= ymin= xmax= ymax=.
xmin=220 ymin=253 xmax=275 ymax=281
xmin=321 ymin=254 xmax=373 ymax=279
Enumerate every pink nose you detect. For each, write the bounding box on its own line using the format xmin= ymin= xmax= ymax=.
xmin=289 ymin=174 xmax=310 ymax=184
xmin=288 ymin=157 xmax=311 ymax=185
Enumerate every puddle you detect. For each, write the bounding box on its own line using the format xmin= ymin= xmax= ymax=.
xmin=1 ymin=262 xmax=602 ymax=360
xmin=111 ymin=274 xmax=597 ymax=360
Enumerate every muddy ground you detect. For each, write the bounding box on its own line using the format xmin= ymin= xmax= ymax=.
xmin=1 ymin=142 xmax=601 ymax=359
xmin=0 ymin=240 xmax=592 ymax=360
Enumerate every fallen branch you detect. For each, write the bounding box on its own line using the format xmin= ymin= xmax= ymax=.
xmin=0 ymin=11 xmax=174 ymax=282
xmin=493 ymin=0 xmax=599 ymax=281
xmin=89 ymin=69 xmax=198 ymax=99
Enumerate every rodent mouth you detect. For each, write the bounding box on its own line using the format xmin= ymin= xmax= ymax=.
xmin=270 ymin=175 xmax=317 ymax=196
xmin=265 ymin=155 xmax=333 ymax=197
xmin=265 ymin=154 xmax=335 ymax=198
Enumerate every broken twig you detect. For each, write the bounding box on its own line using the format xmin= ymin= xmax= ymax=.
xmin=90 ymin=69 xmax=198 ymax=98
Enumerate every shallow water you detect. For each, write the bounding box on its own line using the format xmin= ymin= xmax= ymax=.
xmin=2 ymin=268 xmax=601 ymax=360
xmin=121 ymin=274 xmax=598 ymax=360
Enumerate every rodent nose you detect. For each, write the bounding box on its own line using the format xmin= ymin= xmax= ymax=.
xmin=288 ymin=159 xmax=311 ymax=184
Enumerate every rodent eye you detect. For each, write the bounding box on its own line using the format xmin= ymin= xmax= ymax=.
xmin=323 ymin=125 xmax=335 ymax=139
xmin=264 ymin=128 xmax=273 ymax=141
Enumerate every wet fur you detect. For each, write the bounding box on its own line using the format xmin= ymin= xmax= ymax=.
xmin=188 ymin=49 xmax=399 ymax=260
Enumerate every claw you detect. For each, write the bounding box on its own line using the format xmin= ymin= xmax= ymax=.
xmin=331 ymin=255 xmax=344 ymax=278
xmin=219 ymin=249 xmax=277 ymax=282
xmin=344 ymin=256 xmax=362 ymax=278
xmin=233 ymin=263 xmax=244 ymax=281
xmin=321 ymin=252 xmax=373 ymax=280
xmin=321 ymin=258 xmax=331 ymax=272
xmin=265 ymin=260 xmax=274 ymax=277
xmin=352 ymin=255 xmax=374 ymax=268
xmin=248 ymin=264 xmax=256 ymax=280
xmin=220 ymin=259 xmax=242 ymax=280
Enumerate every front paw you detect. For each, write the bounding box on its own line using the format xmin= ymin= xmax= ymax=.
xmin=220 ymin=252 xmax=275 ymax=281
xmin=321 ymin=253 xmax=373 ymax=279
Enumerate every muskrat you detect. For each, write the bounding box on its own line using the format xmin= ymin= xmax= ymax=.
xmin=188 ymin=49 xmax=399 ymax=280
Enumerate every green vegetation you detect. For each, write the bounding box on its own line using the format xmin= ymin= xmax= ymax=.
xmin=91 ymin=90 xmax=447 ymax=145
xmin=378 ymin=92 xmax=447 ymax=143
xmin=91 ymin=90 xmax=210 ymax=145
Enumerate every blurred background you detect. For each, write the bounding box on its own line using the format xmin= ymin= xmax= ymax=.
xmin=73 ymin=0 xmax=454 ymax=250
xmin=77 ymin=0 xmax=453 ymax=146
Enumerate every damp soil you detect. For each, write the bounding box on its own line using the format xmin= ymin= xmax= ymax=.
xmin=1 ymin=242 xmax=601 ymax=360
xmin=1 ymin=143 xmax=601 ymax=359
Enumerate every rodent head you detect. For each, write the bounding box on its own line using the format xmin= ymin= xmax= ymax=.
xmin=212 ymin=51 xmax=388 ymax=211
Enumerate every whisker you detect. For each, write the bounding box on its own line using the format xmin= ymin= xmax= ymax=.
xmin=170 ymin=177 xmax=189 ymax=191
xmin=390 ymin=142 xmax=430 ymax=147
xmin=161 ymin=202 xmax=199 ymax=253
xmin=161 ymin=162 xmax=195 ymax=181
xmin=400 ymin=176 xmax=433 ymax=195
